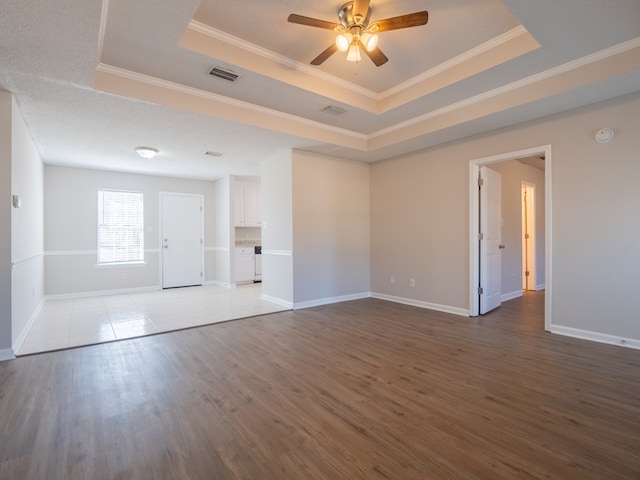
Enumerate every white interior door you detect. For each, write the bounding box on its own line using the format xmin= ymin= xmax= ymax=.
xmin=161 ymin=193 xmax=203 ymax=288
xmin=480 ymin=166 xmax=503 ymax=314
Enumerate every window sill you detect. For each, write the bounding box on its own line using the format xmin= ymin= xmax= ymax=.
xmin=94 ymin=261 xmax=147 ymax=268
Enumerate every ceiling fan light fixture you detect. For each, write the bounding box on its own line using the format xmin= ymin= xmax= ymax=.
xmin=287 ymin=2 xmax=428 ymax=67
xmin=336 ymin=33 xmax=351 ymax=52
xmin=347 ymin=44 xmax=361 ymax=62
xmin=361 ymin=32 xmax=378 ymax=51
xmin=135 ymin=146 xmax=159 ymax=159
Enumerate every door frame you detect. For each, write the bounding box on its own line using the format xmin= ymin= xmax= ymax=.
xmin=468 ymin=145 xmax=552 ymax=332
xmin=159 ymin=192 xmax=205 ymax=289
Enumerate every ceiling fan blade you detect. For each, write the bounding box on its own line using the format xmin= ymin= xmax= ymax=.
xmin=371 ymin=11 xmax=428 ymax=32
xmin=311 ymin=44 xmax=339 ymax=65
xmin=287 ymin=14 xmax=340 ymax=30
xmin=352 ymin=0 xmax=371 ymax=20
xmin=358 ymin=40 xmax=389 ymax=67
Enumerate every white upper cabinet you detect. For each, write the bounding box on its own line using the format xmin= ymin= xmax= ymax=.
xmin=235 ymin=181 xmax=261 ymax=227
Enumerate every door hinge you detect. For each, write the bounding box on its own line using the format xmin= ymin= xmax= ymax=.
xmin=200 ymin=239 xmax=203 ymax=245
xmin=200 ymin=206 xmax=203 ymax=212
xmin=478 ymin=177 xmax=484 ymax=187
xmin=524 ymin=233 xmax=530 ymax=239
xmin=525 ymin=271 xmax=530 ymax=277
xmin=478 ymin=232 xmax=484 ymax=240
xmin=201 ymin=272 xmax=203 ymax=277
xmin=478 ymin=287 xmax=484 ymax=295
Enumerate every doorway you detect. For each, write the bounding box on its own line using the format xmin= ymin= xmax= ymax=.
xmin=160 ymin=193 xmax=204 ymax=289
xmin=469 ymin=146 xmax=551 ymax=331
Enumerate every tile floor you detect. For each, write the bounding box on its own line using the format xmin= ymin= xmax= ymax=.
xmin=18 ymin=283 xmax=288 ymax=356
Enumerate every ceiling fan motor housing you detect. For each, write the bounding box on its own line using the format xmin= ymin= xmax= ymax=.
xmin=338 ymin=2 xmax=372 ymax=28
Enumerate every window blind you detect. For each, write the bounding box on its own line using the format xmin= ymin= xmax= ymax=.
xmin=97 ymin=190 xmax=144 ymax=264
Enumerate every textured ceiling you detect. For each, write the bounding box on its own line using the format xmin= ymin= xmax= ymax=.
xmin=1 ymin=0 xmax=640 ymax=180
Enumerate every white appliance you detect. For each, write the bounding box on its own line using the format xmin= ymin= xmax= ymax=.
xmin=254 ymin=246 xmax=262 ymax=282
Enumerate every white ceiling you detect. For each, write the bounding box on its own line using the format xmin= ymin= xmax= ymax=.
xmin=1 ymin=0 xmax=640 ymax=180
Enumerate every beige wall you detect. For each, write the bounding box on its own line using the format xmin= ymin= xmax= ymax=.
xmin=371 ymin=92 xmax=640 ymax=344
xmin=292 ymin=150 xmax=370 ymax=307
xmin=44 ymin=166 xmax=216 ymax=296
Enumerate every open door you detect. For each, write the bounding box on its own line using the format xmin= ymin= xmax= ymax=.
xmin=479 ymin=166 xmax=503 ymax=314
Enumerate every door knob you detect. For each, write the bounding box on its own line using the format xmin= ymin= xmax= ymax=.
xmin=499 ymin=244 xmax=506 ymax=249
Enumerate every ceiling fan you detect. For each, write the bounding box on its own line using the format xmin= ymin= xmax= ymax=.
xmin=287 ymin=0 xmax=428 ymax=67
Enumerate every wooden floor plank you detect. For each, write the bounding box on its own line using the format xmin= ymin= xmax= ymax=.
xmin=1 ymin=291 xmax=639 ymax=479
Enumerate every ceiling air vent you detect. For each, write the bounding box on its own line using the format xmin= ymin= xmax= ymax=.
xmin=208 ymin=66 xmax=241 ymax=82
xmin=322 ymin=105 xmax=346 ymax=116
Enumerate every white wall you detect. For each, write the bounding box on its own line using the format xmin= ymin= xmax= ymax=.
xmin=44 ymin=166 xmax=216 ymax=296
xmin=260 ymin=150 xmax=293 ymax=306
xmin=0 ymin=92 xmax=12 ymax=358
xmin=371 ymin=92 xmax=640 ymax=345
xmin=11 ymin=96 xmax=44 ymax=350
xmin=292 ymin=151 xmax=370 ymax=307
xmin=490 ymin=160 xmax=545 ymax=296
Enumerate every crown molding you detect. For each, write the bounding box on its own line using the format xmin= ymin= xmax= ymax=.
xmin=95 ymin=32 xmax=640 ymax=155
xmin=184 ymin=20 xmax=539 ymax=115
xmin=371 ymin=36 xmax=640 ymax=140
xmin=188 ymin=20 xmax=377 ymax=99
xmin=96 ymin=0 xmax=110 ymax=63
xmin=95 ymin=63 xmax=368 ymax=148
xmin=379 ymin=26 xmax=532 ymax=99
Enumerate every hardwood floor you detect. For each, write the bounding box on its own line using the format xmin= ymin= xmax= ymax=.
xmin=1 ymin=292 xmax=639 ymax=479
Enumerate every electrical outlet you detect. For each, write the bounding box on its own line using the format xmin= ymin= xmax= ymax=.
xmin=409 ymin=278 xmax=415 ymax=287
xmin=390 ymin=276 xmax=395 ymax=284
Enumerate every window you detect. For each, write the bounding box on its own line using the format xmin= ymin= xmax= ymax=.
xmin=97 ymin=189 xmax=144 ymax=264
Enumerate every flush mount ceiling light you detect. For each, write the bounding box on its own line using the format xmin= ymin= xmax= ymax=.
xmin=288 ymin=1 xmax=428 ymax=66
xmin=135 ymin=146 xmax=159 ymax=159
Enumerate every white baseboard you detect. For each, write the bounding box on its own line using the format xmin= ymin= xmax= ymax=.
xmin=0 ymin=348 xmax=16 ymax=362
xmin=261 ymin=294 xmax=293 ymax=309
xmin=550 ymin=325 xmax=640 ymax=350
xmin=293 ymin=292 xmax=370 ymax=310
xmin=501 ymin=290 xmax=523 ymax=302
xmin=370 ymin=292 xmax=469 ymax=317
xmin=45 ymin=285 xmax=161 ymax=301
xmin=12 ymin=298 xmax=46 ymax=355
xmin=536 ymin=283 xmax=545 ymax=291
